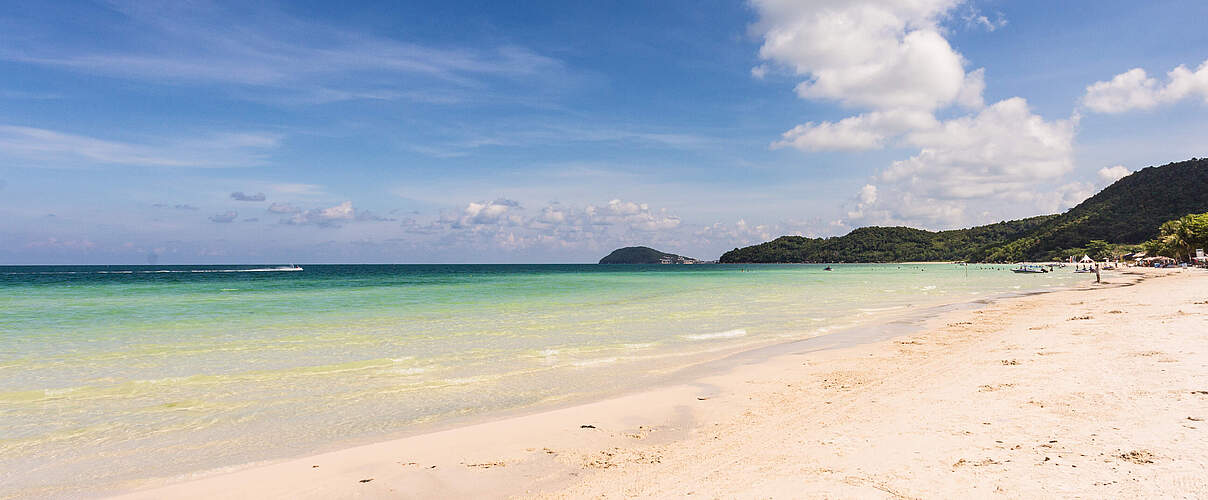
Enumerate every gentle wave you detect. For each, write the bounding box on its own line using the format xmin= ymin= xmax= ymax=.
xmin=681 ymin=328 xmax=747 ymax=341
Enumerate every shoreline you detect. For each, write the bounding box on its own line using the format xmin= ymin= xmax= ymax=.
xmin=82 ymin=265 xmax=1080 ymax=493
xmin=107 ymin=267 xmax=1208 ymax=498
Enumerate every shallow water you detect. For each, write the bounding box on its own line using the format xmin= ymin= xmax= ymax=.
xmin=0 ymin=263 xmax=1086 ymax=497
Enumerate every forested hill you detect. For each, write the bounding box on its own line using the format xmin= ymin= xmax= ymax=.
xmin=599 ymin=246 xmax=696 ymax=264
xmin=720 ymin=158 xmax=1208 ymax=263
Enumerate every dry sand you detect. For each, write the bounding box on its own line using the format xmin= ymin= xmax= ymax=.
xmin=114 ymin=267 xmax=1208 ymax=499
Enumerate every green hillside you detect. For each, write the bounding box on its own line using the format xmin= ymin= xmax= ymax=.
xmin=980 ymin=158 xmax=1208 ymax=261
xmin=720 ymin=158 xmax=1208 ymax=263
xmin=599 ymin=246 xmax=697 ymax=264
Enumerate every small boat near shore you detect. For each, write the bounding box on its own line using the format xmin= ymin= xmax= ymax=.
xmin=1011 ymin=264 xmax=1048 ymax=274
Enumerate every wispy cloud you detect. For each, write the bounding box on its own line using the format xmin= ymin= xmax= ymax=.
xmin=269 ymin=183 xmax=324 ymax=196
xmin=0 ymin=1 xmax=564 ymax=105
xmin=0 ymin=125 xmax=280 ymax=168
xmin=0 ymin=89 xmax=65 ymax=100
xmin=230 ymin=191 xmax=266 ymax=201
xmin=153 ymin=203 xmax=200 ymax=211
xmin=403 ymin=123 xmax=718 ymax=158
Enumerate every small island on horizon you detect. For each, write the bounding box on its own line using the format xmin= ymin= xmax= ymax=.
xmin=598 ymin=246 xmax=704 ymax=264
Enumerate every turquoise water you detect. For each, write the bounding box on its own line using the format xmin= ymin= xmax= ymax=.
xmin=0 ymin=263 xmax=1087 ymax=497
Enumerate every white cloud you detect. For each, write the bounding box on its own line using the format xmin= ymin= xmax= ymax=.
xmin=849 ymin=98 xmax=1076 ymax=226
xmin=1097 ymin=165 xmax=1131 ymax=184
xmin=773 ymin=109 xmax=938 ymax=151
xmin=0 ymin=125 xmax=280 ymax=168
xmin=1083 ymin=60 xmax=1208 ymax=113
xmin=960 ymin=6 xmax=1006 ymax=32
xmin=751 ymin=0 xmax=977 ymax=112
xmin=446 ymin=199 xmax=524 ymax=227
xmin=858 ymin=184 xmax=877 ymax=205
xmin=751 ymin=1 xmax=1087 ymax=228
xmin=881 ymin=98 xmax=1077 ymax=200
xmin=398 ymin=198 xmax=687 ymax=257
xmin=283 ymin=201 xmax=363 ymax=227
xmin=0 ymin=2 xmax=563 ymax=105
xmin=955 ymin=68 xmax=986 ymax=109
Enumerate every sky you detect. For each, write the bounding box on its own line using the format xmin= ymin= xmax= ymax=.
xmin=1 ymin=0 xmax=1207 ymax=264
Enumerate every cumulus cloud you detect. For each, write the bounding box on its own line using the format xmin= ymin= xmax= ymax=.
xmin=584 ymin=199 xmax=681 ymax=231
xmin=230 ymin=191 xmax=266 ymax=201
xmin=284 ymin=201 xmax=356 ymax=227
xmin=881 ymin=98 xmax=1077 ymax=200
xmin=399 ymin=198 xmax=685 ymax=256
xmin=451 ymin=199 xmax=523 ymax=227
xmin=1097 ymin=165 xmax=1132 ymax=184
xmin=209 ymin=211 xmax=238 ymax=223
xmin=696 ymin=219 xmax=778 ymax=245
xmin=751 ymin=0 xmax=1084 ymax=228
xmin=851 ymin=98 xmax=1077 ymax=226
xmin=1082 ymin=59 xmax=1208 ymax=113
xmin=752 ymin=0 xmax=978 ymax=113
xmin=773 ymin=109 xmax=938 ymax=152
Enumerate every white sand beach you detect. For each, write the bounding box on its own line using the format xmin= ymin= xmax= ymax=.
xmin=115 ymin=267 xmax=1208 ymax=499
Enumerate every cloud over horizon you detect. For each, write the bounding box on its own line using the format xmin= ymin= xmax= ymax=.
xmin=751 ymin=0 xmax=1081 ymax=229
xmin=1082 ymin=59 xmax=1208 ymax=113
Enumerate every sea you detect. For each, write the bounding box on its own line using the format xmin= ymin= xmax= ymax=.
xmin=0 ymin=263 xmax=1088 ymax=497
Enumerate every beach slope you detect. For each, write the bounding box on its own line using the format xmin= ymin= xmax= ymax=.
xmin=116 ymin=268 xmax=1208 ymax=499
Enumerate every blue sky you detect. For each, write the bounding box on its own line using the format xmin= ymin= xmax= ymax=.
xmin=1 ymin=0 xmax=1206 ymax=264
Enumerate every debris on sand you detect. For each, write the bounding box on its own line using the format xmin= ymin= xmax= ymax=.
xmin=1119 ymin=450 xmax=1155 ymax=464
xmin=580 ymin=424 xmax=596 ymax=429
xmin=359 ymin=478 xmax=374 ymax=483
xmin=465 ymin=461 xmax=505 ymax=468
xmin=953 ymin=458 xmax=1001 ymax=468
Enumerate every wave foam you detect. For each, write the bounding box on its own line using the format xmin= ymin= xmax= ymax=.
xmin=681 ymin=328 xmax=747 ymax=341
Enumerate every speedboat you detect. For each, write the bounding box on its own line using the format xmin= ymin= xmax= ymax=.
xmin=272 ymin=264 xmax=303 ymax=271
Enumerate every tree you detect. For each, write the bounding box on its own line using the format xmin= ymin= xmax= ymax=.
xmin=1085 ymin=240 xmax=1110 ymax=260
xmin=1146 ymin=212 xmax=1208 ymax=261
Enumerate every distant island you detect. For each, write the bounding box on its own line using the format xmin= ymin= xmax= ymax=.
xmin=721 ymin=158 xmax=1208 ymax=263
xmin=599 ymin=246 xmax=702 ymax=264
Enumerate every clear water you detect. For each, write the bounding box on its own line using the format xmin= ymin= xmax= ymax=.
xmin=0 ymin=263 xmax=1086 ymax=497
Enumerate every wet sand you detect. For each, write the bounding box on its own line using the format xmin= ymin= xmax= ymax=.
xmin=114 ymin=267 xmax=1208 ymax=499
